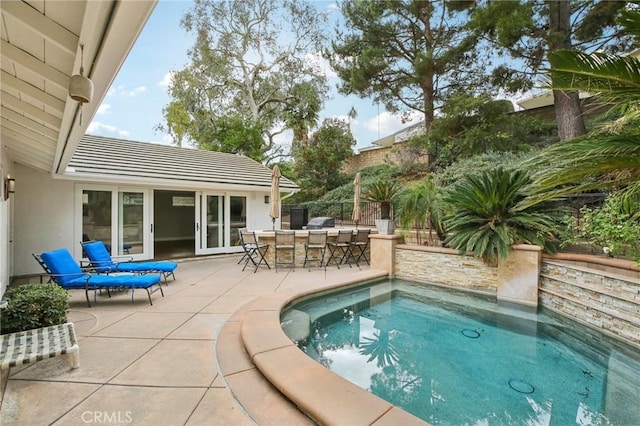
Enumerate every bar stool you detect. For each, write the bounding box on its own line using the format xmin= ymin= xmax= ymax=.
xmin=349 ymin=228 xmax=371 ymax=267
xmin=327 ymin=230 xmax=354 ymax=269
xmin=240 ymin=230 xmax=270 ymax=273
xmin=275 ymin=230 xmax=296 ymax=272
xmin=303 ymin=230 xmax=328 ymax=271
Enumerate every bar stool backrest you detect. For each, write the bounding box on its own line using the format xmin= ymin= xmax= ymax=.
xmin=275 ymin=230 xmax=296 ymax=246
xmin=336 ymin=230 xmax=353 ymax=244
xmin=307 ymin=230 xmax=328 ymax=247
xmin=355 ymin=229 xmax=371 ymax=243
xmin=241 ymin=231 xmax=258 ymax=246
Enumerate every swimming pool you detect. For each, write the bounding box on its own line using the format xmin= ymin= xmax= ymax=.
xmin=282 ymin=279 xmax=640 ymax=425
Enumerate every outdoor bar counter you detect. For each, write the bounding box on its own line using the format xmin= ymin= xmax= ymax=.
xmin=251 ymin=228 xmax=374 ymax=269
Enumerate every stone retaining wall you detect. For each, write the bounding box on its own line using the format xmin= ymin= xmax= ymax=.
xmin=394 ymin=244 xmax=497 ymax=294
xmin=540 ymin=261 xmax=640 ymax=347
xmin=390 ymin=244 xmax=640 ymax=348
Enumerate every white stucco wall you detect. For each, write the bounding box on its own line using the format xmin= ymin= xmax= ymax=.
xmin=246 ymin=191 xmax=281 ymax=231
xmin=8 ymin=158 xmax=288 ymax=279
xmin=14 ymin=164 xmax=76 ymax=277
xmin=0 ymin=141 xmax=15 ymax=297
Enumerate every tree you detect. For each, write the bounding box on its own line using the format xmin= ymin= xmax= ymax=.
xmin=329 ymin=0 xmax=484 ymax=143
xmin=395 ymin=177 xmax=446 ymax=245
xmin=159 ymin=0 xmax=329 ymax=162
xmin=444 ymin=168 xmax=564 ymax=265
xmin=526 ymin=9 xmax=640 ymax=208
xmin=470 ymin=1 xmax=634 ymax=141
xmin=426 ymin=94 xmax=557 ymax=165
xmin=293 ymin=118 xmax=355 ymax=199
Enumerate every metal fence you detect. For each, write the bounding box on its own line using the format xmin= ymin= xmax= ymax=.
xmin=282 ymin=201 xmax=384 ymax=229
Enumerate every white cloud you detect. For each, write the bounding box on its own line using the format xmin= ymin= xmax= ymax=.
xmin=157 ymin=71 xmax=175 ymax=88
xmin=87 ymin=122 xmax=117 ymax=134
xmin=87 ymin=121 xmax=130 ymax=139
xmin=96 ymin=104 xmax=111 ymax=115
xmin=112 ymin=85 xmax=148 ymax=97
xmin=363 ymin=111 xmax=421 ymax=136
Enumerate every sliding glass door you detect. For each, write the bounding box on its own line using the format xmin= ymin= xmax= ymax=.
xmin=79 ymin=187 xmax=150 ymax=260
xmin=195 ymin=192 xmax=246 ymax=255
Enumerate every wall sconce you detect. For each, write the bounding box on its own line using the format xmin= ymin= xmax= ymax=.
xmin=4 ymin=175 xmax=15 ymax=200
xmin=264 ymin=195 xmax=270 ymax=204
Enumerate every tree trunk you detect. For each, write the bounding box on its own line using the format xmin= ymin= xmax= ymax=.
xmin=547 ymin=0 xmax=587 ymax=141
xmin=553 ymin=89 xmax=586 ymax=140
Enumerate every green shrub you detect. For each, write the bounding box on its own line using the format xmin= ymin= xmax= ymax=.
xmin=1 ymin=284 xmax=70 ymax=334
xmin=563 ymin=192 xmax=640 ymax=263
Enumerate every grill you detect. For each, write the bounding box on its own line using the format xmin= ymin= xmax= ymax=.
xmin=306 ymin=217 xmax=335 ymax=229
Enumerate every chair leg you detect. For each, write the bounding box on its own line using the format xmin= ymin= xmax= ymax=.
xmin=84 ymin=288 xmax=92 ymax=308
xmin=304 ymin=247 xmax=326 ymax=271
xmin=354 ymin=245 xmax=369 ymax=266
xmin=253 ymin=246 xmax=270 ymax=273
xmin=327 ymin=245 xmax=341 ymax=269
xmin=242 ymin=248 xmax=258 ymax=272
xmin=337 ymin=246 xmax=352 ymax=268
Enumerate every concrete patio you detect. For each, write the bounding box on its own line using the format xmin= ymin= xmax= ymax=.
xmin=0 ymin=254 xmax=382 ymax=425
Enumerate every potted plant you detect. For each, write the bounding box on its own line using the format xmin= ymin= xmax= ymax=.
xmin=363 ymin=180 xmax=400 ymax=235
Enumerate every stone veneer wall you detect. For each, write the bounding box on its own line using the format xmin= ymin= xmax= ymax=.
xmin=394 ymin=244 xmax=498 ymax=293
xmin=342 ymin=143 xmax=429 ymax=174
xmin=540 ymin=260 xmax=640 ymax=347
xmin=392 ymin=244 xmax=639 ymax=348
xmin=343 ymin=146 xmax=398 ymax=175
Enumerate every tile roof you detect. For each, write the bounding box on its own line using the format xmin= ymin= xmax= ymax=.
xmin=67 ymin=135 xmax=298 ymax=190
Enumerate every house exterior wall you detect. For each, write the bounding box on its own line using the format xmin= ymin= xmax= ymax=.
xmin=0 ymin=142 xmax=16 ymax=297
xmin=14 ymin=164 xmax=76 ymax=277
xmin=11 ymin=163 xmax=278 ymax=278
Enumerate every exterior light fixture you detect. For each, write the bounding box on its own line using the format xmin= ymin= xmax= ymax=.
xmin=68 ymin=44 xmax=94 ymax=125
xmin=264 ymin=195 xmax=270 ymax=204
xmin=4 ymin=175 xmax=15 ymax=200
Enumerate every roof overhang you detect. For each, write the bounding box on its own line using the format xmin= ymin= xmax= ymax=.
xmin=1 ymin=0 xmax=157 ymax=175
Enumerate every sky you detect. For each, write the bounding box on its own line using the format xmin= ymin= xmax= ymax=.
xmin=88 ymin=0 xmax=422 ymax=152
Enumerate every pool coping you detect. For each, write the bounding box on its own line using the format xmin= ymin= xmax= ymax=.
xmin=216 ymin=269 xmax=429 ymax=425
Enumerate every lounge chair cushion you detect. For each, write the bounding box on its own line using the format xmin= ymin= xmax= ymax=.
xmin=40 ymin=248 xmax=85 ymax=285
xmin=82 ymin=241 xmax=177 ymax=274
xmin=40 ymin=248 xmax=162 ymax=289
xmin=107 ymin=262 xmax=177 ymax=273
xmin=65 ymin=273 xmax=161 ymax=289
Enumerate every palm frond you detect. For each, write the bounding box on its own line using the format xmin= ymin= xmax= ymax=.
xmin=547 ymin=50 xmax=640 ymax=104
xmin=616 ymin=8 xmax=640 ymax=39
xmin=524 ymin=132 xmax=640 ymax=204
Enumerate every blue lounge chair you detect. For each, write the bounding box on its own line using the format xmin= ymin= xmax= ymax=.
xmin=34 ymin=248 xmax=164 ymax=307
xmin=80 ymin=240 xmax=178 ymax=284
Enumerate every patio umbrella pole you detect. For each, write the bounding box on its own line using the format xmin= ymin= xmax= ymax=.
xmin=352 ymin=172 xmax=362 ymax=230
xmin=270 ymin=165 xmax=281 ymax=232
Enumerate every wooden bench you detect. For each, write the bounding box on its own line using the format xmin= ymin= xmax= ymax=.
xmin=0 ymin=322 xmax=80 ymax=370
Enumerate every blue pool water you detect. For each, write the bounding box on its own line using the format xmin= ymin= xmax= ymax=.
xmin=281 ymin=280 xmax=640 ymax=425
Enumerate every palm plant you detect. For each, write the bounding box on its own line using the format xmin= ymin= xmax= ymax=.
xmin=363 ymin=180 xmax=401 ymax=220
xmin=395 ymin=177 xmax=446 ymax=245
xmin=444 ymin=168 xmax=564 ymax=265
xmin=524 ymin=9 xmax=640 ymax=209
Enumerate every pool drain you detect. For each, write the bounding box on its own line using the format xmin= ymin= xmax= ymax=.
xmin=509 ymin=379 xmax=535 ymax=394
xmin=461 ymin=329 xmax=480 ymax=338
